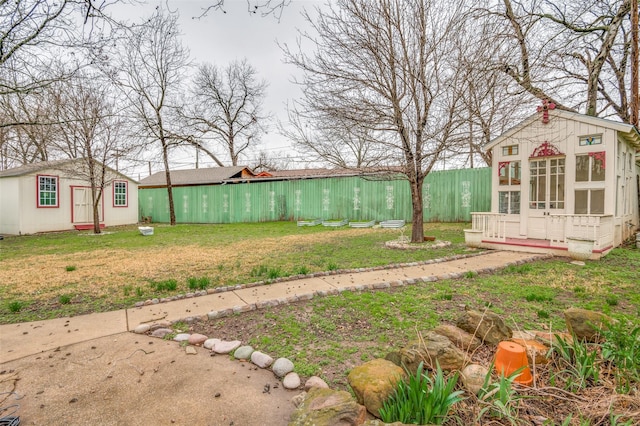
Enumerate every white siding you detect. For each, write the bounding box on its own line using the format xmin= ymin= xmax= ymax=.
xmin=0 ymin=177 xmax=21 ymax=234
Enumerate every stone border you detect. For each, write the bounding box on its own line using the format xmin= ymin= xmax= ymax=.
xmin=384 ymin=239 xmax=452 ymax=250
xmin=136 ymin=251 xmax=552 ymax=326
xmin=135 ymin=250 xmax=491 ymax=308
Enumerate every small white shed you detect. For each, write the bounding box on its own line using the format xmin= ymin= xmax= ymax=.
xmin=467 ymin=103 xmax=640 ymax=259
xmin=0 ymin=159 xmax=139 ymax=235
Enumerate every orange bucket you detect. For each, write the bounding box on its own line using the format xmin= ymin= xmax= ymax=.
xmin=494 ymin=341 xmax=533 ymax=385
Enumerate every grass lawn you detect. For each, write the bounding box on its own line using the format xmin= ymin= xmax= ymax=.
xmin=2 ymin=222 xmax=639 ymax=423
xmin=0 ymin=222 xmax=470 ymax=323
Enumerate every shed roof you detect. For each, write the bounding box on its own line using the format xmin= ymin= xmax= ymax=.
xmin=0 ymin=158 xmax=137 ymax=182
xmin=138 ymin=166 xmax=255 ymax=187
xmin=486 ymin=109 xmax=640 ymax=151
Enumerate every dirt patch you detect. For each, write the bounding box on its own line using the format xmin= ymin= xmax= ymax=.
xmin=0 ymin=332 xmax=296 ymax=425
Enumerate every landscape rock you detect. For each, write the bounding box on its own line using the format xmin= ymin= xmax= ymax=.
xmin=133 ymin=324 xmax=151 ymax=334
xmin=510 ymin=338 xmax=549 ymax=365
xmin=512 ymin=330 xmax=537 ymax=341
xmin=233 ymin=345 xmax=254 ymax=360
xmin=188 ymin=333 xmax=208 ymax=346
xmin=289 ymin=387 xmax=367 ymax=426
xmin=347 ymin=358 xmax=406 ymax=417
xmin=433 ymin=323 xmax=482 ymax=352
xmin=397 ymin=331 xmax=467 ymax=372
xmin=292 ymin=392 xmax=307 ymax=408
xmin=251 ymin=351 xmax=274 ymax=368
xmin=563 ymin=308 xmax=612 ymax=342
xmin=272 ymin=358 xmax=295 ymax=378
xmin=185 ymin=346 xmax=198 ymax=355
xmin=203 ymin=338 xmax=221 ymax=350
xmin=532 ymin=330 xmax=573 ymax=346
xmin=456 ymin=308 xmax=512 ymax=345
xmin=173 ymin=333 xmax=190 ymax=342
xmin=150 ymin=328 xmax=173 ymax=338
xmin=283 ymin=372 xmax=301 ymax=389
xmin=304 ymin=376 xmax=329 ymax=391
xmin=461 ymin=364 xmax=489 ymax=395
xmin=212 ymin=340 xmax=241 ymax=354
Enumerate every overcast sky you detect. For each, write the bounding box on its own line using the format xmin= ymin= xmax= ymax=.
xmin=115 ymin=0 xmax=323 ymax=177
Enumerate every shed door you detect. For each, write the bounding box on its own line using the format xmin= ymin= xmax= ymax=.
xmin=527 ymin=158 xmax=565 ymax=239
xmin=73 ymin=187 xmax=102 ymax=223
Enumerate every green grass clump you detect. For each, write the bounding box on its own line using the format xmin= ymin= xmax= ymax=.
xmin=605 ymin=295 xmax=619 ymax=306
xmin=477 ymin=367 xmax=524 ymax=422
xmin=327 ymin=262 xmax=338 ymax=271
xmin=549 ymin=335 xmax=599 ymax=391
xmin=267 ymin=268 xmax=283 ymax=280
xmin=600 ymin=321 xmax=640 ymax=393
xmin=65 ymin=265 xmax=76 ymax=272
xmin=7 ymin=301 xmax=24 ymax=313
xmin=379 ymin=362 xmax=464 ymax=425
xmin=296 ymin=265 xmax=310 ymax=275
xmin=525 ymin=292 xmax=551 ymax=302
xmin=188 ymin=276 xmax=210 ymax=290
xmin=58 ymin=294 xmax=72 ymax=305
xmin=537 ymin=310 xmax=550 ymax=319
xmin=250 ymin=264 xmax=268 ymax=277
xmin=153 ymin=279 xmax=178 ymax=292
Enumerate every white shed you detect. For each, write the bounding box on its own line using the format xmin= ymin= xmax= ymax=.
xmin=0 ymin=159 xmax=139 ymax=235
xmin=466 ymin=103 xmax=640 ymax=259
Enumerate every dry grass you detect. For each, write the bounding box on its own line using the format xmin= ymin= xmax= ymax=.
xmin=0 ymin=231 xmax=356 ymax=301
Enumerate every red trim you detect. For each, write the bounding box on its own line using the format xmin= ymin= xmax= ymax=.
xmin=112 ymin=180 xmax=128 ymax=207
xmin=70 ymin=185 xmax=105 ymax=224
xmin=36 ymin=174 xmax=60 ymax=208
xmin=74 ymin=224 xmax=105 ymax=231
xmin=481 ymin=239 xmax=613 ymax=254
xmin=529 ymin=141 xmax=564 ymax=158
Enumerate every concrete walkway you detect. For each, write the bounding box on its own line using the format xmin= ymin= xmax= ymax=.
xmin=0 ymin=250 xmax=546 ymax=364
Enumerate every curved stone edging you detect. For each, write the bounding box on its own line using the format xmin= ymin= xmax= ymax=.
xmin=134 ymin=250 xmax=496 ymax=309
xmin=159 ymin=251 xmax=552 ymax=325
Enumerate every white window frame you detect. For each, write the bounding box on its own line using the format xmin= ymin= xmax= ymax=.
xmin=37 ymin=175 xmax=59 ymax=208
xmin=113 ymin=180 xmax=128 ymax=207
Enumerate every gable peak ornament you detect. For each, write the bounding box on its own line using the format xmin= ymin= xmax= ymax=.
xmin=530 ymin=141 xmax=564 ymax=158
xmin=537 ymin=99 xmax=556 ymax=124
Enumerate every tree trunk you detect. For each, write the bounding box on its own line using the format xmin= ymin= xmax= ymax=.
xmin=92 ymin=189 xmax=102 ymax=234
xmin=161 ymin=143 xmax=176 ymax=225
xmin=409 ymin=178 xmax=424 ymax=243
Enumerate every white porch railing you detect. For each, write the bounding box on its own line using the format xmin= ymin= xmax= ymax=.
xmin=470 ymin=213 xmax=614 ymax=250
xmin=548 ymin=214 xmax=614 ymax=249
xmin=470 ymin=213 xmax=507 ymax=241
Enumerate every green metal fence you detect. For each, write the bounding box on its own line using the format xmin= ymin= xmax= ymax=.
xmin=138 ymin=167 xmax=491 ymax=224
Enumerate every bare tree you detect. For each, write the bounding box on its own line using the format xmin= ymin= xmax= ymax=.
xmin=488 ymin=0 xmax=635 ymax=121
xmin=0 ymin=72 xmax=58 ymax=167
xmin=49 ymin=74 xmax=128 ymax=233
xmin=282 ymin=104 xmax=394 ymax=169
xmin=196 ymin=0 xmax=292 ymax=19
xmin=283 ymin=0 xmax=467 ymax=242
xmin=0 ymin=0 xmax=120 ymax=99
xmin=115 ymin=8 xmax=189 ymax=226
xmin=249 ymin=150 xmax=292 ymax=172
xmin=452 ymin=12 xmax=535 ymax=168
xmin=185 ymin=60 xmax=269 ymax=166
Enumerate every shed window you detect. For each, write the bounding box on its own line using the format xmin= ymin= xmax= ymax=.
xmin=37 ymin=175 xmax=59 ymax=207
xmin=575 ymin=189 xmax=604 ymax=215
xmin=499 ymin=161 xmax=521 ymax=185
xmin=576 ymin=153 xmax=605 ymax=182
xmin=499 ymin=191 xmax=520 ymax=214
xmin=579 ymin=135 xmax=602 ymax=146
xmin=113 ymin=181 xmax=128 ymax=207
xmin=502 ymin=145 xmax=519 ymax=156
